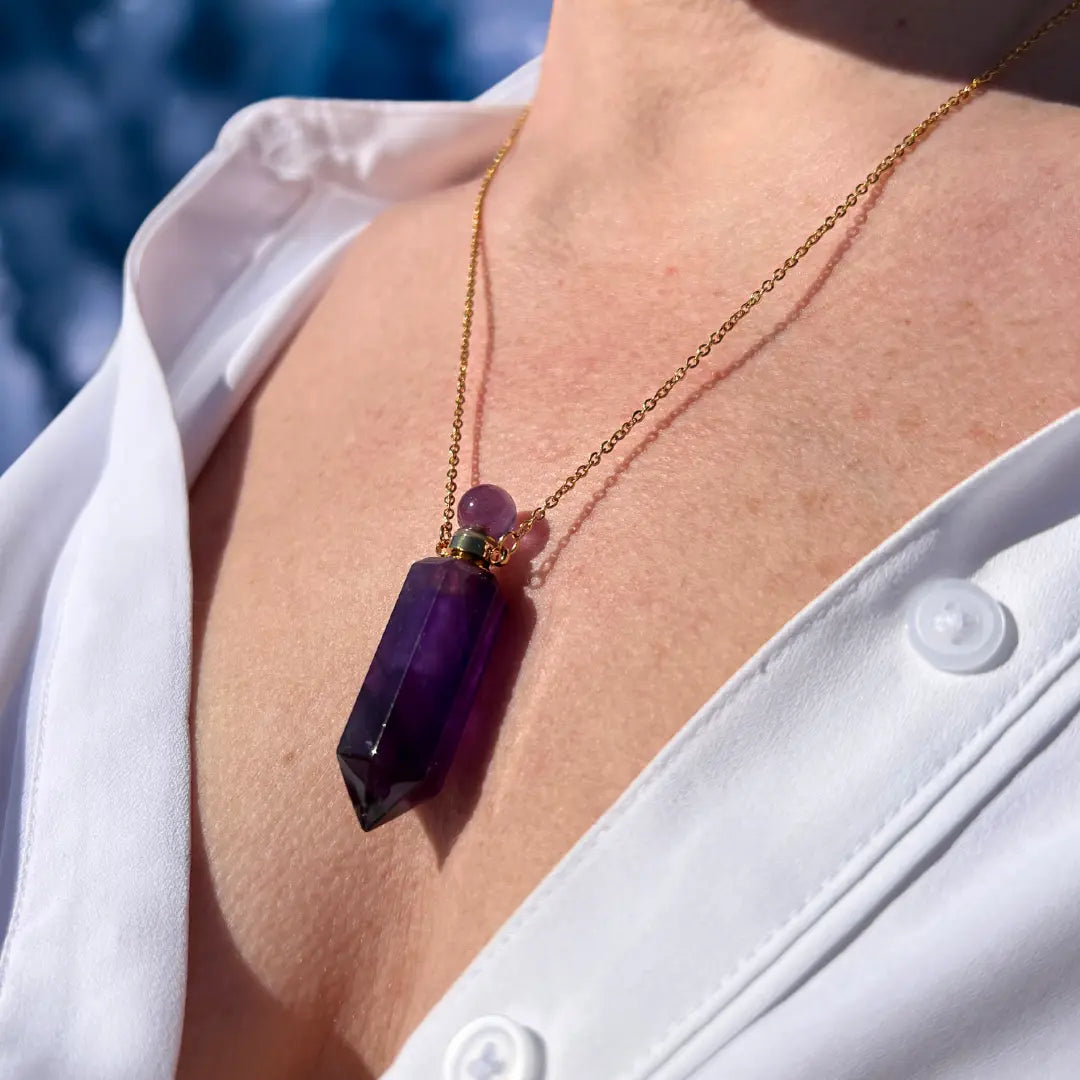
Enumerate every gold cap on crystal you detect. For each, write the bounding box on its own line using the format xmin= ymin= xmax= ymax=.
xmin=448 ymin=528 xmax=492 ymax=569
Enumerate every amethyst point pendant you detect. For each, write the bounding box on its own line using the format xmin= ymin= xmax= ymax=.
xmin=337 ymin=486 xmax=515 ymax=831
xmin=337 ymin=554 xmax=504 ymax=830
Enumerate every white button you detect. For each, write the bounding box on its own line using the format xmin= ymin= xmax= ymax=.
xmin=906 ymin=578 xmax=1010 ymax=674
xmin=443 ymin=1015 xmax=544 ymax=1080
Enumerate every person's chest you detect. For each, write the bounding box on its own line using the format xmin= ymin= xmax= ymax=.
xmin=180 ymin=144 xmax=1080 ymax=1076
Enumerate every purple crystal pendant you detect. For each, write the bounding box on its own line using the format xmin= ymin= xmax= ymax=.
xmin=337 ymin=485 xmax=517 ymax=830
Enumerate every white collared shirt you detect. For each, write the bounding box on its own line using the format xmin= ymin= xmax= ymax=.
xmin=2 ymin=58 xmax=1080 ymax=1080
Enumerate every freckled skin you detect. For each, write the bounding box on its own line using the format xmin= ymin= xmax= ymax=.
xmin=182 ymin=80 xmax=1080 ymax=1080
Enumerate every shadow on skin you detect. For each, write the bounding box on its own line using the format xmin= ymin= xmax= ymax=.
xmin=415 ymin=476 xmax=552 ymax=857
xmin=749 ymin=0 xmax=1080 ymax=108
xmin=180 ymin=372 xmax=376 ymax=1080
xmin=416 ymin=558 xmax=538 ymax=865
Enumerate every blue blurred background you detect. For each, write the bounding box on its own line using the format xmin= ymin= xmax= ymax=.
xmin=0 ymin=0 xmax=549 ymax=471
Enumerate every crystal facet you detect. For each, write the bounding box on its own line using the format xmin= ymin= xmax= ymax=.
xmin=458 ymin=484 xmax=517 ymax=540
xmin=337 ymin=556 xmax=504 ymax=831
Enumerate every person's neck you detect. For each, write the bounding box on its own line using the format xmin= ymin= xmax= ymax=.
xmin=523 ymin=0 xmax=1075 ymax=170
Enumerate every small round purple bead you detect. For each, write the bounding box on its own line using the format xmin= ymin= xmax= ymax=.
xmin=458 ymin=484 xmax=517 ymax=539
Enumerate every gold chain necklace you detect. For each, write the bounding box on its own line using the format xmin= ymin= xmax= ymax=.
xmin=337 ymin=3 xmax=1078 ymax=831
xmin=442 ymin=0 xmax=1079 ymax=567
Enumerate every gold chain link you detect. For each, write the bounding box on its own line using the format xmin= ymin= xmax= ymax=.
xmin=436 ymin=110 xmax=530 ymax=556
xmin=437 ymin=1 xmax=1079 ymax=567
